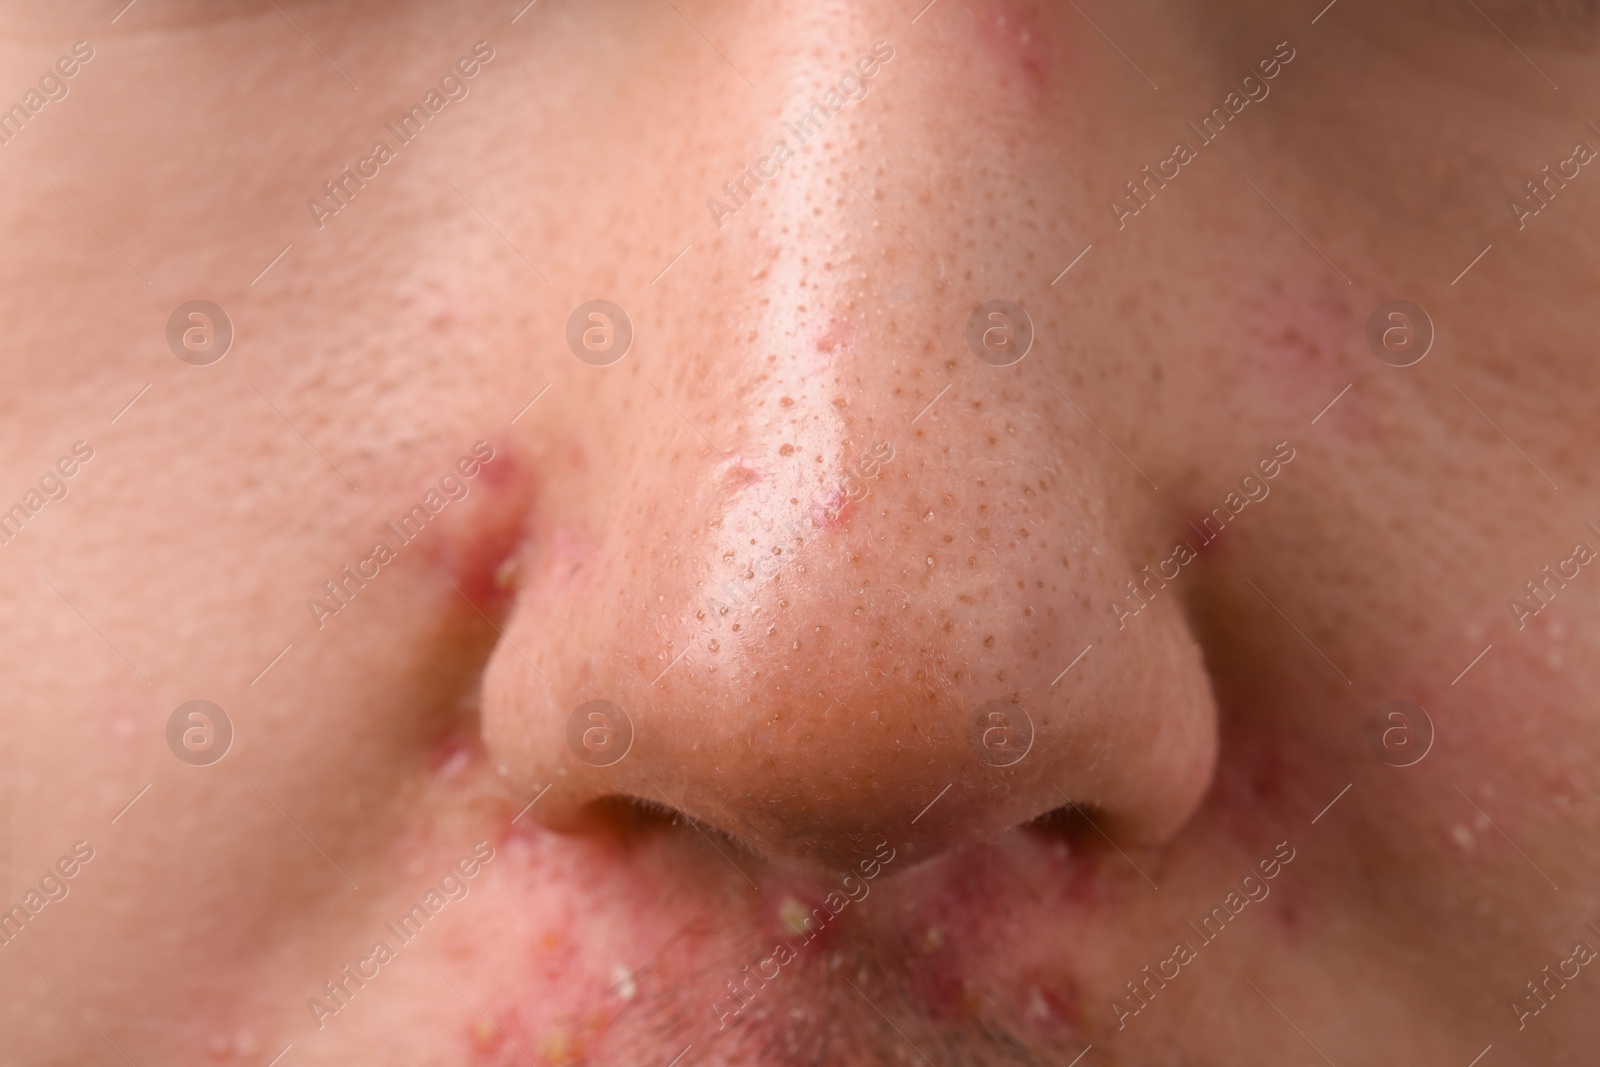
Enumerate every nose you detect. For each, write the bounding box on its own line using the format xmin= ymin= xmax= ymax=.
xmin=479 ymin=2 xmax=1219 ymax=870
xmin=483 ymin=401 xmax=1217 ymax=867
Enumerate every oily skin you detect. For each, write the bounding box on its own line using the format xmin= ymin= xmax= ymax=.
xmin=0 ymin=0 xmax=1598 ymax=1064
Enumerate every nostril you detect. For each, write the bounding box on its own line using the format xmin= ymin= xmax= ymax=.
xmin=579 ymin=794 xmax=681 ymax=842
xmin=1021 ymin=800 xmax=1133 ymax=865
xmin=577 ymin=793 xmax=765 ymax=868
xmin=1023 ymin=799 xmax=1162 ymax=895
xmin=1023 ymin=802 xmax=1098 ymax=846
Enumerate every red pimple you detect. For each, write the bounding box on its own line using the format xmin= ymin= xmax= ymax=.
xmin=1019 ymin=973 xmax=1083 ymax=1033
xmin=428 ymin=728 xmax=480 ymax=781
xmin=1273 ymin=894 xmax=1307 ymax=941
xmin=529 ymin=525 xmax=594 ymax=594
xmin=815 ymin=317 xmax=853 ymax=358
xmin=975 ymin=0 xmax=1052 ymax=99
xmin=459 ymin=948 xmax=606 ymax=1064
xmin=773 ymin=891 xmax=843 ymax=952
xmin=907 ymin=952 xmax=972 ymax=1020
xmin=1551 ymin=770 xmax=1587 ymax=810
xmin=723 ymin=458 xmax=762 ymax=490
xmin=1234 ymin=275 xmax=1370 ymax=440
xmin=810 ymin=482 xmax=857 ymax=529
xmin=466 ymin=1005 xmax=548 ymax=1067
xmin=1061 ymin=855 xmax=1110 ymax=907
xmin=431 ymin=440 xmax=537 ymax=611
xmin=1181 ymin=515 xmax=1229 ymax=559
xmin=1205 ymin=722 xmax=1299 ymax=842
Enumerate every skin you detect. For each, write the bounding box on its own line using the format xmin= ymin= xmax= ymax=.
xmin=0 ymin=0 xmax=1597 ymax=1064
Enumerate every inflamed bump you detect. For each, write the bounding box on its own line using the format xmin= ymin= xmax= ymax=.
xmin=440 ymin=820 xmax=1127 ymax=1062
xmin=304 ymin=439 xmax=536 ymax=631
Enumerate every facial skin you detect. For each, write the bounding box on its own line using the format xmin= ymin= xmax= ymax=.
xmin=1 ymin=0 xmax=1598 ymax=1064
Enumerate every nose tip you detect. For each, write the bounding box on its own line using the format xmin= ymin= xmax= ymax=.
xmin=481 ymin=439 xmax=1219 ymax=868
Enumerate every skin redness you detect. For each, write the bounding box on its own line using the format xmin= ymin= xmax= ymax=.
xmin=3 ymin=2 xmax=1599 ymax=1066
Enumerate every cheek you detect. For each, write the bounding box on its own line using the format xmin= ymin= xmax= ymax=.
xmin=1430 ymin=631 xmax=1596 ymax=857
xmin=1232 ymin=272 xmax=1372 ymax=442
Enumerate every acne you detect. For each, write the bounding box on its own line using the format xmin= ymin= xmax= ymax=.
xmin=1201 ymin=718 xmax=1312 ymax=846
xmin=775 ymin=893 xmax=842 ymax=950
xmin=448 ymin=838 xmax=621 ymax=1066
xmin=202 ymin=1027 xmax=261 ymax=1062
xmin=430 ymin=440 xmax=538 ymax=610
xmin=814 ymin=316 xmax=854 ymax=357
xmin=468 ymin=1011 xmax=602 ymax=1067
xmin=1272 ymin=894 xmax=1308 ymax=940
xmin=526 ymin=525 xmax=597 ymax=596
xmin=1020 ymin=974 xmax=1084 ymax=1035
xmin=907 ymin=951 xmax=976 ymax=1020
xmin=809 ymin=481 xmax=856 ymax=530
xmin=1180 ymin=513 xmax=1229 ymax=560
xmin=1234 ymin=274 xmax=1370 ymax=438
xmin=429 ymin=729 xmax=479 ymax=783
xmin=973 ymin=0 xmax=1054 ymax=103
xmin=1549 ymin=770 xmax=1587 ymax=811
xmin=722 ymin=457 xmax=764 ymax=490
